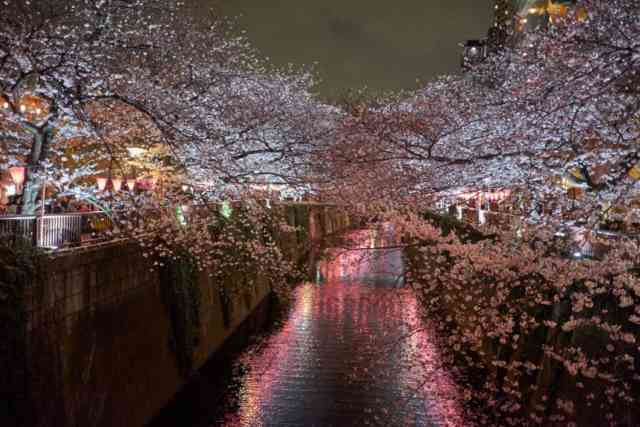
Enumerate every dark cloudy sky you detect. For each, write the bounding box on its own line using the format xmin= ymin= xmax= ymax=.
xmin=195 ymin=0 xmax=493 ymax=100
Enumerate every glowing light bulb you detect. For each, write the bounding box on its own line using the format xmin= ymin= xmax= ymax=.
xmin=20 ymin=105 xmax=26 ymax=113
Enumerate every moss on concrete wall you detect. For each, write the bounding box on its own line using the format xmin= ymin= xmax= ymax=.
xmin=21 ymin=204 xmax=351 ymax=427
xmin=0 ymin=239 xmax=44 ymax=427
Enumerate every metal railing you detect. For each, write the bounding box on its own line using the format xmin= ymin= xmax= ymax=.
xmin=441 ymin=205 xmax=620 ymax=260
xmin=442 ymin=206 xmax=518 ymax=228
xmin=0 ymin=211 xmax=110 ymax=249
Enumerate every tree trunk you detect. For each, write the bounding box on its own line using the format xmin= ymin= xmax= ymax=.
xmin=20 ymin=127 xmax=52 ymax=215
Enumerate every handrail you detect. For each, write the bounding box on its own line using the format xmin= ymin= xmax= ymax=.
xmin=0 ymin=211 xmax=111 ymax=249
xmin=0 ymin=211 xmax=103 ymax=220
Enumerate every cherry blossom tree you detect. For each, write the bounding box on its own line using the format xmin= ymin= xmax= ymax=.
xmin=1 ymin=0 xmax=328 ymax=212
xmin=320 ymin=0 xmax=639 ymax=219
xmin=0 ymin=0 xmax=177 ymax=212
xmin=312 ymin=1 xmax=640 ymax=424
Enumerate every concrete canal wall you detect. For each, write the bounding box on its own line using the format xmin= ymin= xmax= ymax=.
xmin=21 ymin=204 xmax=351 ymax=427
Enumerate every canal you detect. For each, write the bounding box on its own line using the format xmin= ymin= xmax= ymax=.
xmin=152 ymin=225 xmax=466 ymax=426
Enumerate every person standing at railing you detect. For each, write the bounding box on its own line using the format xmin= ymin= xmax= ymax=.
xmin=60 ymin=197 xmax=70 ymax=213
xmin=51 ymin=201 xmax=63 ymax=214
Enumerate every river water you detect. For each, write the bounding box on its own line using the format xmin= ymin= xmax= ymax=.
xmin=155 ymin=225 xmax=466 ymax=426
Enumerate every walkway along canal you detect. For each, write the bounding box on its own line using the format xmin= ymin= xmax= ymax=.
xmin=152 ymin=225 xmax=466 ymax=426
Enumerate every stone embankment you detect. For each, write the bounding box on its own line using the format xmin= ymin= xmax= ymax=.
xmin=3 ymin=204 xmax=351 ymax=427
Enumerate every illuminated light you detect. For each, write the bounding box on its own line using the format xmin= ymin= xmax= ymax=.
xmin=9 ymin=166 xmax=26 ymax=193
xmin=176 ymin=205 xmax=187 ymax=226
xmin=9 ymin=166 xmax=26 ymax=186
xmin=628 ymin=163 xmax=640 ymax=180
xmin=126 ymin=178 xmax=136 ymax=191
xmin=96 ymin=177 xmax=108 ymax=191
xmin=111 ymin=178 xmax=123 ymax=191
xmin=576 ymin=7 xmax=588 ymax=21
xmin=149 ymin=176 xmax=159 ymax=190
xmin=220 ymin=200 xmax=233 ymax=219
xmin=2 ymin=101 xmax=8 ymax=109
xmin=3 ymin=183 xmax=16 ymax=196
xmin=573 ymin=251 xmax=583 ymax=258
xmin=478 ymin=209 xmax=487 ymax=225
xmin=127 ymin=147 xmax=146 ymax=157
xmin=20 ymin=104 xmax=26 ymax=113
xmin=35 ymin=108 xmax=42 ymax=114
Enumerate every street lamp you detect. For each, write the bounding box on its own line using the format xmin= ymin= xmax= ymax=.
xmin=461 ymin=39 xmax=487 ymax=72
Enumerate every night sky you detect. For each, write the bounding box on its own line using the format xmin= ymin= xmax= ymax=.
xmin=192 ymin=1 xmax=493 ymax=100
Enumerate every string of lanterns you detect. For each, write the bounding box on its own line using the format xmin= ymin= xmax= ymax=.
xmin=95 ymin=176 xmax=158 ymax=192
xmin=454 ymin=189 xmax=512 ymax=205
xmin=1 ymin=94 xmax=48 ymax=116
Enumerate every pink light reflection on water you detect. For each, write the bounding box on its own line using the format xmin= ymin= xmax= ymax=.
xmin=396 ymin=292 xmax=467 ymax=427
xmin=220 ymin=226 xmax=467 ymax=426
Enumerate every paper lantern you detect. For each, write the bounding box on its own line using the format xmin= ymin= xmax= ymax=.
xmin=9 ymin=167 xmax=26 ymax=192
xmin=149 ymin=176 xmax=159 ymax=190
xmin=96 ymin=177 xmax=108 ymax=191
xmin=112 ymin=178 xmax=123 ymax=192
xmin=567 ymin=187 xmax=583 ymax=200
xmin=629 ymin=164 xmax=640 ymax=180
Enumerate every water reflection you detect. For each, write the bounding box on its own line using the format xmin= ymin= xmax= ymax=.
xmin=214 ymin=225 xmax=465 ymax=426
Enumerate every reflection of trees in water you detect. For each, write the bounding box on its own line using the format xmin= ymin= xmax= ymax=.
xmin=316 ymin=224 xmax=404 ymax=286
xmin=212 ymin=225 xmax=467 ymax=426
xmin=219 ymin=280 xmax=466 ymax=426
